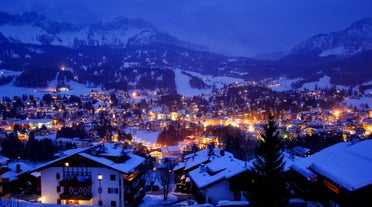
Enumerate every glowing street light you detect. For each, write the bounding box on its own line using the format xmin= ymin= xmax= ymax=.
xmin=98 ymin=173 xmax=103 ymax=206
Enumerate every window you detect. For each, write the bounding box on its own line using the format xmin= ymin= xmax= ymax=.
xmin=98 ymin=200 xmax=103 ymax=206
xmin=57 ymin=186 xmax=61 ymax=193
xmin=56 ymin=173 xmax=60 ymax=180
xmin=110 ymin=174 xmax=116 ymax=181
xmin=108 ymin=188 xmax=119 ymax=194
xmin=111 ymin=201 xmax=116 ymax=207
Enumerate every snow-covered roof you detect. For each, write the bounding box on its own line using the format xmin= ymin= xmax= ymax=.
xmin=291 ymin=139 xmax=372 ymax=191
xmin=79 ymin=152 xmax=145 ymax=174
xmin=173 ymin=162 xmax=185 ymax=172
xmin=161 ymin=145 xmax=181 ymax=154
xmin=14 ymin=119 xmax=53 ymax=125
xmin=0 ymin=154 xmax=10 ymax=165
xmin=3 ymin=161 xmax=35 ymax=182
xmin=188 ymin=155 xmax=251 ymax=189
xmin=29 ymin=146 xmax=97 ymax=173
xmin=132 ymin=129 xmax=160 ymax=145
xmin=27 ymin=143 xmax=145 ymax=175
xmin=184 ymin=148 xmax=232 ymax=171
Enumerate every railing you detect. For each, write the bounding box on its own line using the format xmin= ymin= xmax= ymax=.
xmin=60 ymin=172 xmax=92 ymax=187
xmin=60 ymin=186 xmax=92 ymax=200
xmin=59 ymin=172 xmax=93 ymax=200
xmin=60 ymin=178 xmax=92 ymax=187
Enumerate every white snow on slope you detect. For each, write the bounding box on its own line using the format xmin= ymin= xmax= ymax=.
xmin=271 ymin=75 xmax=348 ymax=92
xmin=174 ymin=69 xmax=243 ymax=97
xmin=0 ymin=78 xmax=100 ymax=98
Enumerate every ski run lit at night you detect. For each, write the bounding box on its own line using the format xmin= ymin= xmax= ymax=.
xmin=0 ymin=1 xmax=372 ymax=207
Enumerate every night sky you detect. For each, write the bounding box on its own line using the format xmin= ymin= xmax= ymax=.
xmin=1 ymin=0 xmax=372 ymax=57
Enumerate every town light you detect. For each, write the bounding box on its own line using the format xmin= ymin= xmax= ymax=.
xmin=334 ymin=110 xmax=340 ymax=117
xmin=132 ymin=91 xmax=137 ymax=98
xmin=38 ymin=196 xmax=45 ymax=203
xmin=98 ymin=173 xmax=103 ymax=206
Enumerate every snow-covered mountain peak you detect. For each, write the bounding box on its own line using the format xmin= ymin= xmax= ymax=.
xmin=344 ymin=17 xmax=372 ymax=37
xmin=0 ymin=11 xmax=207 ymax=51
xmin=288 ymin=17 xmax=372 ymax=58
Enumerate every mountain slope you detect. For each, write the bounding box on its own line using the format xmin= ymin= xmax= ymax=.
xmin=0 ymin=11 xmax=209 ymax=52
xmin=276 ymin=17 xmax=372 ymax=88
xmin=288 ymin=17 xmax=372 ymax=58
xmin=0 ymin=11 xmax=266 ymax=91
xmin=0 ymin=11 xmax=371 ymax=92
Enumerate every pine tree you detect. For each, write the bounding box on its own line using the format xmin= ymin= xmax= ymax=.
xmin=246 ymin=114 xmax=290 ymax=207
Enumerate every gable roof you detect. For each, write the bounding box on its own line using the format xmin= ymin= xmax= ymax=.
xmin=188 ymin=155 xmax=251 ymax=189
xmin=79 ymin=152 xmax=145 ymax=174
xmin=184 ymin=148 xmax=232 ymax=171
xmin=291 ymin=139 xmax=372 ymax=191
xmin=27 ymin=146 xmax=96 ymax=173
xmin=27 ymin=144 xmax=145 ymax=175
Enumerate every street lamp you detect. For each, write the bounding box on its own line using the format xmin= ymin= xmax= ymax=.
xmin=98 ymin=174 xmax=103 ymax=206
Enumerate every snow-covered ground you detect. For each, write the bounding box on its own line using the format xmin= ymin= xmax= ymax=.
xmin=271 ymin=75 xmax=348 ymax=92
xmin=0 ymin=77 xmax=101 ymax=99
xmin=1 ymin=68 xmax=243 ymax=98
xmin=271 ymin=75 xmax=372 ymax=109
xmin=1 ymin=70 xmax=370 ymax=110
xmin=174 ymin=69 xmax=243 ymax=97
xmin=343 ymin=96 xmax=372 ymax=109
xmin=131 ymin=129 xmax=160 ymax=146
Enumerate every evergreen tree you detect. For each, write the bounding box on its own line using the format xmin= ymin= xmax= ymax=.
xmin=246 ymin=114 xmax=290 ymax=207
xmin=1 ymin=132 xmax=23 ymax=159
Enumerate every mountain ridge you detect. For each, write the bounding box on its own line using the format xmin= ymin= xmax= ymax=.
xmin=287 ymin=17 xmax=372 ymax=58
xmin=0 ymin=11 xmax=371 ymax=92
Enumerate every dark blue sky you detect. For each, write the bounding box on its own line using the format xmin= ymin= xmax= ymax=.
xmin=1 ymin=0 xmax=372 ymax=57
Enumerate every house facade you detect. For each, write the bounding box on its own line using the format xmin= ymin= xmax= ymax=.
xmin=289 ymin=139 xmax=372 ymax=207
xmin=188 ymin=155 xmax=250 ymax=205
xmin=32 ymin=144 xmax=146 ymax=207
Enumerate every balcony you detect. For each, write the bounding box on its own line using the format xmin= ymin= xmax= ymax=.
xmin=59 ymin=178 xmax=92 ymax=187
xmin=60 ymin=190 xmax=92 ymax=201
xmin=59 ymin=172 xmax=93 ymax=200
xmin=60 ymin=173 xmax=92 ymax=187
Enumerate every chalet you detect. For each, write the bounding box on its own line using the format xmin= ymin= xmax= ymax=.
xmin=198 ymin=135 xmax=218 ymax=149
xmin=174 ymin=148 xmax=232 ymax=193
xmin=188 ymin=155 xmax=251 ymax=205
xmin=161 ymin=145 xmax=181 ymax=157
xmin=0 ymin=166 xmax=9 ymax=197
xmin=289 ymin=139 xmax=372 ymax=207
xmin=27 ymin=143 xmax=146 ymax=207
xmin=291 ymin=146 xmax=311 ymax=157
xmin=0 ymin=155 xmax=10 ymax=197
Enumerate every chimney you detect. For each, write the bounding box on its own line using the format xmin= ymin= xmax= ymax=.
xmin=16 ymin=164 xmax=21 ymax=173
xmin=199 ymin=164 xmax=205 ymax=173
